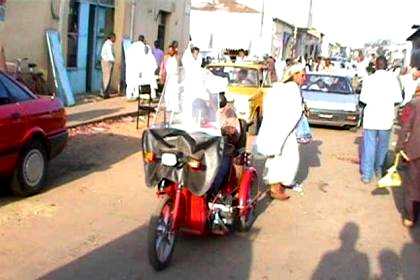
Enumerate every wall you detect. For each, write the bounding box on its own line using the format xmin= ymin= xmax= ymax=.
xmin=0 ymin=0 xmax=62 ymax=74
xmin=132 ymin=0 xmax=190 ymax=51
xmin=0 ymin=0 xmax=191 ymax=96
xmin=272 ymin=21 xmax=294 ymax=60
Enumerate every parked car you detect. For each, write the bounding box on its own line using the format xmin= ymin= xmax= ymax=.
xmin=0 ymin=71 xmax=68 ymax=196
xmin=301 ymin=73 xmax=362 ymax=129
xmin=207 ymin=62 xmax=270 ymax=135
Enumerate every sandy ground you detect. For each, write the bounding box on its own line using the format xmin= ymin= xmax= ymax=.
xmin=0 ymin=120 xmax=419 ymax=280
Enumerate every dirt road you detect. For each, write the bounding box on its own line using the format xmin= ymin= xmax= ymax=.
xmin=0 ymin=120 xmax=419 ymax=279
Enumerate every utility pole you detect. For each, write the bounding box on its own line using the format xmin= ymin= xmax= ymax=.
xmin=260 ymin=0 xmax=265 ymax=37
xmin=307 ymin=0 xmax=313 ymax=28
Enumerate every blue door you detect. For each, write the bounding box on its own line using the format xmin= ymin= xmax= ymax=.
xmin=88 ymin=6 xmax=107 ymax=92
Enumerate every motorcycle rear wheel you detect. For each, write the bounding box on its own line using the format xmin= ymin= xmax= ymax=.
xmin=147 ymin=195 xmax=176 ymax=271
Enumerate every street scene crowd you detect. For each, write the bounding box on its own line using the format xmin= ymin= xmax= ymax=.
xmin=1 ymin=0 xmax=420 ymax=279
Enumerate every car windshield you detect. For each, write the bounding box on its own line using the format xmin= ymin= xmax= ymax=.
xmin=301 ymin=75 xmax=352 ymax=94
xmin=208 ymin=66 xmax=259 ymax=87
xmin=152 ymin=69 xmax=226 ymax=136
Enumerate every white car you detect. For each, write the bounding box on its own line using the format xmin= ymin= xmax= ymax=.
xmin=301 ymin=73 xmax=362 ymax=129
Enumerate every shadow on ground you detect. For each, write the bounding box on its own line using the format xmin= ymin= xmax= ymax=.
xmin=296 ymin=140 xmax=322 ymax=183
xmin=374 ymin=224 xmax=420 ymax=279
xmin=311 ymin=222 xmax=370 ymax=279
xmin=311 ymin=221 xmax=420 ymax=279
xmin=0 ymin=132 xmax=140 ymax=208
xmin=39 ymin=223 xmax=260 ymax=280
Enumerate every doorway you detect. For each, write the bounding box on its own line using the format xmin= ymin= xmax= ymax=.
xmin=86 ymin=5 xmax=114 ymax=92
xmin=157 ymin=11 xmax=169 ymax=50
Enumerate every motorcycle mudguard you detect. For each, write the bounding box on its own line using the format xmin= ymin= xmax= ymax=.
xmin=182 ymin=188 xmax=207 ymax=235
xmin=238 ymin=167 xmax=257 ymax=215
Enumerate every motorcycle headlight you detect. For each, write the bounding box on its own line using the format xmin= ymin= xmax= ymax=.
xmin=161 ymin=153 xmax=178 ymax=167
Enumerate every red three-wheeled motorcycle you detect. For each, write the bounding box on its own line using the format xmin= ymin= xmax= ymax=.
xmin=141 ymin=72 xmax=261 ymax=271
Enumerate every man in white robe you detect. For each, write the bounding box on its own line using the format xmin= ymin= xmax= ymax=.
xmin=255 ymin=64 xmax=305 ymax=200
xmin=125 ymin=35 xmax=146 ymax=100
xmin=163 ymin=46 xmax=180 ymax=113
xmin=138 ymin=45 xmax=158 ymax=99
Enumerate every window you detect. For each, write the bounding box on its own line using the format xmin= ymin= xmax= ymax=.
xmin=301 ymin=75 xmax=352 ymax=94
xmin=0 ymin=78 xmax=11 ymax=105
xmin=208 ymin=66 xmax=259 ymax=87
xmin=67 ymin=0 xmax=79 ymax=68
xmin=0 ymin=74 xmax=33 ymax=102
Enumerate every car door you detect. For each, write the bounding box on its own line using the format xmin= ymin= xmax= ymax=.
xmin=0 ymin=74 xmax=26 ymax=175
xmin=0 ymin=73 xmax=55 ymax=133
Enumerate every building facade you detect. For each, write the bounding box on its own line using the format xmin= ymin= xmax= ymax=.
xmin=271 ymin=18 xmax=294 ymax=60
xmin=0 ymin=0 xmax=190 ymax=100
xmin=295 ymin=27 xmax=323 ymax=60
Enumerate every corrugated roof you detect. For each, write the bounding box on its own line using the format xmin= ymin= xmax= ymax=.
xmin=192 ymin=0 xmax=259 ymax=13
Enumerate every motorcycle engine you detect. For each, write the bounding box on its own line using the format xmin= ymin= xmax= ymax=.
xmin=208 ymin=195 xmax=234 ymax=235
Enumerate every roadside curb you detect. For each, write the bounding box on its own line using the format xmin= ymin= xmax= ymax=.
xmin=66 ymin=110 xmax=138 ymax=129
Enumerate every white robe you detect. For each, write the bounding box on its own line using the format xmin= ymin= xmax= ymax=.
xmin=255 ymin=82 xmax=303 ymax=186
xmin=164 ymin=56 xmax=180 ymax=112
xmin=139 ymin=45 xmax=158 ymax=99
xmin=125 ymin=41 xmax=146 ymax=100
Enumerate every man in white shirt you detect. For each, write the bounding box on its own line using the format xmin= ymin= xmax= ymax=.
xmin=359 ymin=56 xmax=403 ymax=183
xmin=235 ymin=49 xmax=247 ymax=64
xmin=100 ymin=33 xmax=116 ymax=98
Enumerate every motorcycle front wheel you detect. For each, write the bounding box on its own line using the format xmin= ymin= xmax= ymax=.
xmin=147 ymin=195 xmax=176 ymax=271
xmin=238 ymin=176 xmax=257 ymax=232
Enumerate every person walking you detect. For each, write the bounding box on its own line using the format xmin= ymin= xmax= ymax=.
xmin=152 ymin=40 xmax=164 ymax=73
xmin=265 ymin=56 xmax=278 ymax=83
xmin=163 ymin=45 xmax=180 ymax=113
xmin=139 ymin=44 xmax=158 ymax=99
xmin=100 ymin=33 xmax=116 ymax=98
xmin=359 ymin=56 xmax=403 ymax=184
xmin=254 ymin=64 xmax=305 ymax=200
xmin=125 ymin=35 xmax=146 ymax=100
xmin=235 ymin=49 xmax=247 ymax=64
xmin=396 ymin=67 xmax=420 ymax=227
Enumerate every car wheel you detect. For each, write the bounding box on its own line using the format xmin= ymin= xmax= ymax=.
xmin=11 ymin=140 xmax=48 ymax=196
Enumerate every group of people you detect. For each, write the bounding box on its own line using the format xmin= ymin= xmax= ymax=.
xmin=103 ymin=33 xmax=420 ymax=226
xmin=125 ymin=35 xmax=165 ymax=101
xmin=252 ymin=51 xmax=420 ymax=227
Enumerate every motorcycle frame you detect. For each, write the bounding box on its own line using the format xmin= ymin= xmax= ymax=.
xmin=156 ymin=163 xmax=257 ymax=236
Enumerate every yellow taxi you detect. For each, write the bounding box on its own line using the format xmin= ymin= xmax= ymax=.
xmin=207 ymin=62 xmax=272 ymax=135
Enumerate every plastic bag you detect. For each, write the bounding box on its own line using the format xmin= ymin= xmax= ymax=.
xmin=378 ymin=153 xmax=402 ymax=188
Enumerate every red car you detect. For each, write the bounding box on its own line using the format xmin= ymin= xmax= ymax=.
xmin=0 ymin=71 xmax=67 ymax=196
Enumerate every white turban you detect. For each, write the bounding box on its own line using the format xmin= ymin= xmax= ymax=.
xmin=282 ymin=63 xmax=305 ymax=82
